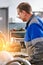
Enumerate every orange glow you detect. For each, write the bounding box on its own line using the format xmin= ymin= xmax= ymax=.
xmin=5 ymin=41 xmax=21 ymax=52
xmin=0 ymin=32 xmax=6 ymax=51
xmin=0 ymin=31 xmax=21 ymax=52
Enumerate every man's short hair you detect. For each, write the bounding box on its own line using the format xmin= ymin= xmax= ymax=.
xmin=17 ymin=2 xmax=32 ymax=14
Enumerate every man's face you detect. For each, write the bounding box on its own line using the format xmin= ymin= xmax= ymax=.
xmin=17 ymin=9 xmax=27 ymax=21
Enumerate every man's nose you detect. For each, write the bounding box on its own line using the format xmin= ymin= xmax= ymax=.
xmin=17 ymin=15 xmax=21 ymax=19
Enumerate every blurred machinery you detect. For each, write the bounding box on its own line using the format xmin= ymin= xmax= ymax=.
xmin=0 ymin=8 xmax=8 ymax=41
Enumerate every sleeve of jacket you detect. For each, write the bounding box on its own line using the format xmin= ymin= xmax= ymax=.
xmin=24 ymin=23 xmax=43 ymax=42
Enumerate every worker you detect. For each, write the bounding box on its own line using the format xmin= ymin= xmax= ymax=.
xmin=17 ymin=2 xmax=43 ymax=65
